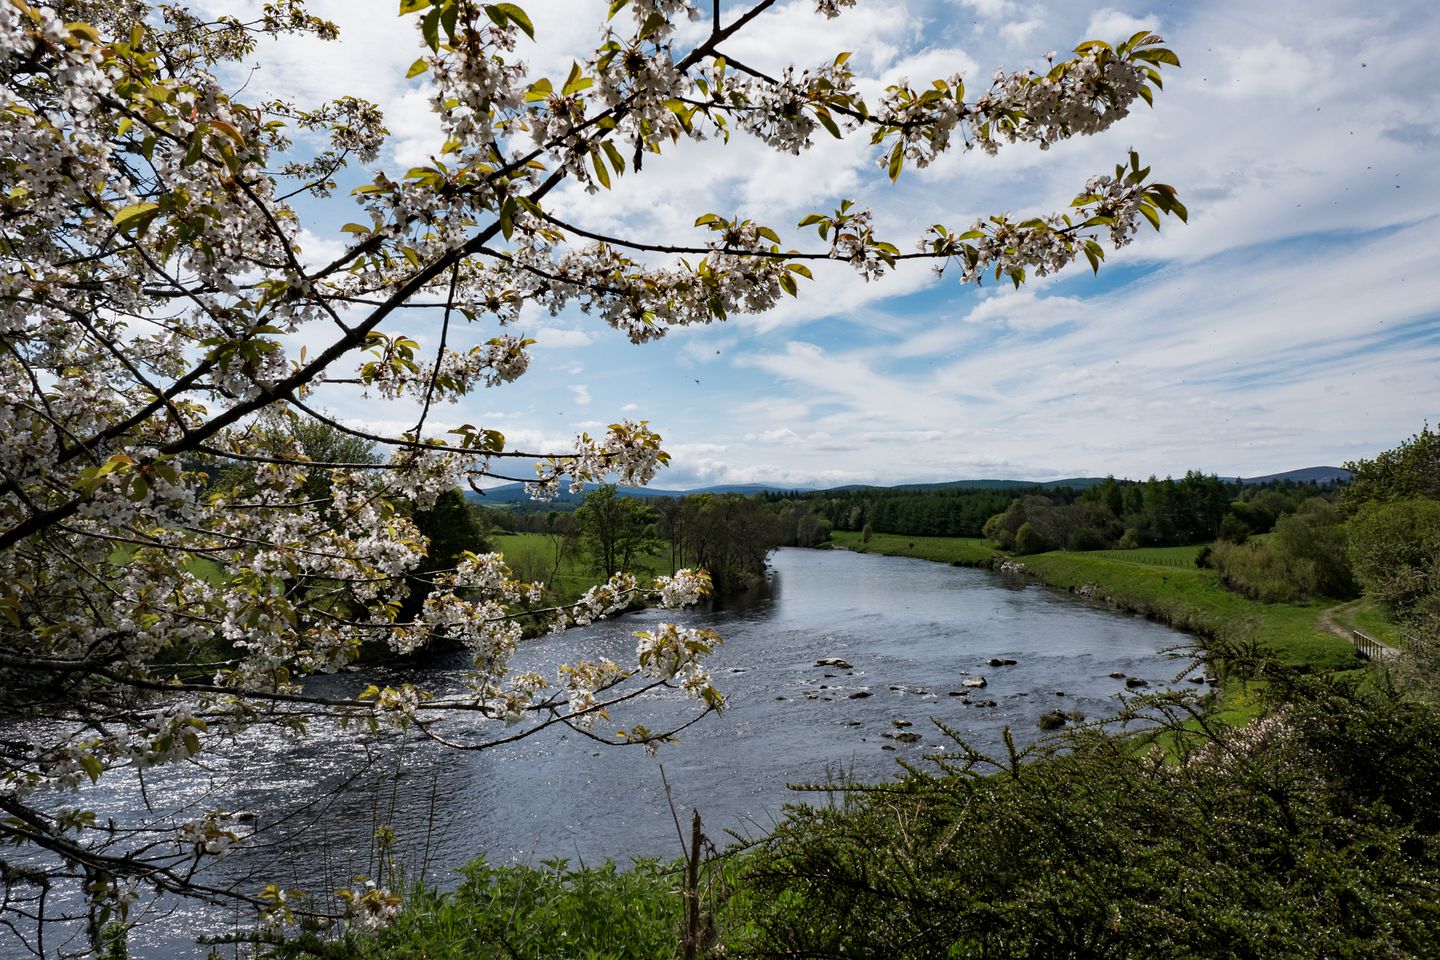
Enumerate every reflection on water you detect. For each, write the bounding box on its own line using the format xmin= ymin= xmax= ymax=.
xmin=6 ymin=548 xmax=1198 ymax=958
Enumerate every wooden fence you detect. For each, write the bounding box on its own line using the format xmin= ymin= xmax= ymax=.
xmin=1352 ymin=630 xmax=1384 ymax=661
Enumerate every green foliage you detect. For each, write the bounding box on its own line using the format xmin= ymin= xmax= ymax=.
xmin=575 ymin=484 xmax=662 ymax=576
xmin=1211 ymin=503 xmax=1355 ymax=604
xmin=1013 ymin=520 xmax=1050 ymax=555
xmin=672 ymin=493 xmax=786 ymax=594
xmin=1348 ymin=498 xmax=1440 ymax=619
xmin=270 ymin=858 xmax=687 ymax=959
xmin=732 ymin=661 xmax=1440 ymax=960
xmin=1345 ymin=423 xmax=1440 ymax=507
xmin=831 ymin=531 xmax=996 ymax=566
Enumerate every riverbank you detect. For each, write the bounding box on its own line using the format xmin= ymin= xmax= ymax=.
xmin=831 ymin=531 xmax=1358 ymax=672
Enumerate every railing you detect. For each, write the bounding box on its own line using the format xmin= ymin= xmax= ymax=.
xmin=1352 ymin=630 xmax=1384 ymax=661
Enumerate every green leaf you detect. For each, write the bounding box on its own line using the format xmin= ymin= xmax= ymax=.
xmin=420 ymin=6 xmax=441 ymax=50
xmin=601 ymin=140 xmax=627 ymax=175
xmin=208 ymin=119 xmax=245 ymax=144
xmin=1135 ymin=47 xmax=1180 ymax=67
xmin=485 ymin=3 xmax=535 ymax=39
xmin=591 ymin=149 xmax=611 ymax=190
xmin=79 ymin=754 xmax=103 ymax=785
xmin=525 ymin=77 xmax=553 ymax=102
xmin=638 ymin=11 xmax=666 ymax=38
xmin=498 ymin=197 xmax=516 ymax=239
xmin=406 ymin=57 xmax=429 ymax=78
xmin=440 ymin=0 xmax=459 ymax=44
xmin=814 ymin=107 xmax=842 ymax=139
xmin=797 ymin=213 xmax=825 ymax=227
xmin=398 ymin=0 xmax=432 ymax=13
xmin=608 ymin=0 xmax=629 ymax=19
xmin=112 ymin=202 xmax=161 ymax=234
xmin=887 ymin=145 xmax=904 ymax=182
xmin=694 ymin=213 xmax=724 ymax=227
xmin=341 ymin=222 xmax=371 ymax=234
xmin=562 ymin=61 xmax=588 ymax=96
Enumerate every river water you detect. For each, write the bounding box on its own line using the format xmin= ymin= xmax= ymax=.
xmin=10 ymin=548 xmax=1200 ymax=958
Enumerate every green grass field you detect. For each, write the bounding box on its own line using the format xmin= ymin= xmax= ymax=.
xmin=1090 ymin=544 xmax=1208 ymax=568
xmin=830 ymin=531 xmax=1357 ymax=672
xmin=831 ymin=531 xmax=997 ymax=566
xmin=490 ymin=533 xmax=679 ymax=603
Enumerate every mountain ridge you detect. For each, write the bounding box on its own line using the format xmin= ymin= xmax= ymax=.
xmin=466 ymin=466 xmax=1352 ymax=506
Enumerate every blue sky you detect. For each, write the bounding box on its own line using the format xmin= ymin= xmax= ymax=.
xmin=210 ymin=0 xmax=1440 ymax=487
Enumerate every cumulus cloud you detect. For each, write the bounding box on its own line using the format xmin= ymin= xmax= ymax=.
xmin=205 ymin=0 xmax=1440 ymax=486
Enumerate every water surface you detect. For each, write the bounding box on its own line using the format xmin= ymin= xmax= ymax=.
xmin=10 ymin=548 xmax=1198 ymax=957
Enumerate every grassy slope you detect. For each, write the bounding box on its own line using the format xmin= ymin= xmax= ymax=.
xmin=830 ymin=531 xmax=1356 ymax=672
xmin=490 ymin=533 xmax=678 ymax=604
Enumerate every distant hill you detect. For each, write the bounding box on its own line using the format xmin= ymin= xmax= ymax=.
xmin=1234 ymin=466 xmax=1352 ymax=486
xmin=466 ymin=481 xmax=811 ymax=507
xmin=467 ymin=467 xmax=1352 ymax=509
xmin=833 ymin=477 xmax=1107 ymax=493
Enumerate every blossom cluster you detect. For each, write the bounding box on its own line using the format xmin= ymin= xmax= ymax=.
xmin=0 ymin=0 xmax=1183 ymax=936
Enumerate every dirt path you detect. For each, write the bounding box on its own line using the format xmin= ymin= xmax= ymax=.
xmin=1318 ymin=601 xmax=1401 ymax=662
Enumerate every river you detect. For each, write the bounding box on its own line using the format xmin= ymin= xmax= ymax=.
xmin=9 ymin=547 xmax=1200 ymax=958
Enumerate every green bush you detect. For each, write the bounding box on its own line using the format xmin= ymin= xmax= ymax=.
xmin=1013 ymin=521 xmax=1050 ymax=555
xmin=270 ymin=859 xmax=688 ymax=960
xmin=1211 ymin=506 xmax=1354 ymax=603
xmin=732 ymin=658 xmax=1440 ymax=960
xmin=1348 ymin=498 xmax=1440 ymax=617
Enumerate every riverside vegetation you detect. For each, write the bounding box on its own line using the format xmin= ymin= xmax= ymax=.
xmin=270 ymin=427 xmax=1440 ymax=959
xmin=8 ymin=0 xmax=1425 ymax=951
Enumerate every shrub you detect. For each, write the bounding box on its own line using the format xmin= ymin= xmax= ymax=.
xmin=1014 ymin=521 xmax=1051 ymax=555
xmin=733 ymin=659 xmax=1440 ymax=960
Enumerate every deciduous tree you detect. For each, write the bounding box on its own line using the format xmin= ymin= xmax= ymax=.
xmin=0 ymin=0 xmax=1184 ymax=950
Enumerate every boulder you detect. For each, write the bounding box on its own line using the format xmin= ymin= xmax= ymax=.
xmin=892 ymin=719 xmax=913 ymax=728
xmin=1109 ymin=671 xmax=1128 ymax=679
xmin=815 ymin=658 xmax=853 ymax=669
xmin=894 ymin=731 xmax=922 ymax=744
xmin=962 ymin=676 xmax=988 ymax=688
xmin=1125 ymin=677 xmax=1149 ymax=689
xmin=1037 ymin=710 xmax=1068 ymax=731
xmin=848 ymin=690 xmax=872 ymax=699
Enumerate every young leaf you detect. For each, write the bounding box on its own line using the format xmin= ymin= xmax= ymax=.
xmin=485 ymin=3 xmax=535 ymax=39
xmin=112 ymin=202 xmax=161 ymax=234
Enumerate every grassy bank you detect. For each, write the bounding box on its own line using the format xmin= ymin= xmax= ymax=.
xmin=830 ymin=531 xmax=1357 ymax=672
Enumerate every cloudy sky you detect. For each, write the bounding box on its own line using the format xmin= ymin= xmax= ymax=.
xmin=217 ymin=0 xmax=1440 ymax=488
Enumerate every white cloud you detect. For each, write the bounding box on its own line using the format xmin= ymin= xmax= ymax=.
xmin=1084 ymin=9 xmax=1158 ymax=42
xmin=957 ymin=0 xmax=1015 ymax=20
xmin=999 ymin=19 xmax=1041 ymax=46
xmin=194 ymin=0 xmax=1440 ymax=487
xmin=530 ymin=326 xmax=596 ymax=349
